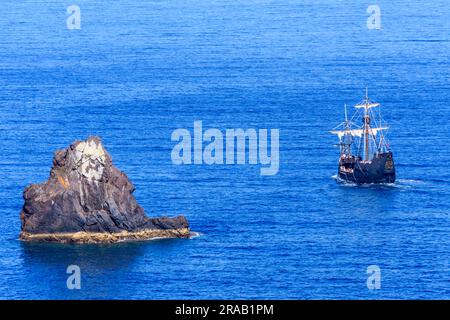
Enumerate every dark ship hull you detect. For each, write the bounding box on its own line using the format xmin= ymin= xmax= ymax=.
xmin=338 ymin=152 xmax=395 ymax=184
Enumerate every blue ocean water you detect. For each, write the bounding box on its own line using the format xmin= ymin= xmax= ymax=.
xmin=0 ymin=0 xmax=449 ymax=299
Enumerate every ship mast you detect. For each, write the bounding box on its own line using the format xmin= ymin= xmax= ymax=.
xmin=344 ymin=103 xmax=348 ymax=123
xmin=340 ymin=103 xmax=352 ymax=156
xmin=363 ymin=87 xmax=370 ymax=161
xmin=330 ymin=90 xmax=389 ymax=161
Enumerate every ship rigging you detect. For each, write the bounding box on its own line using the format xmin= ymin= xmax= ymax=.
xmin=331 ymin=89 xmax=396 ymax=184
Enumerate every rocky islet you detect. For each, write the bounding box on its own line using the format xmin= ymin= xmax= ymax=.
xmin=19 ymin=136 xmax=190 ymax=243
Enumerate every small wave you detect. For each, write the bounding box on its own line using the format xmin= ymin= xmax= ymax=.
xmin=332 ymin=175 xmax=426 ymax=186
xmin=397 ymin=179 xmax=424 ymax=184
xmin=331 ymin=174 xmax=358 ymax=186
xmin=189 ymin=231 xmax=201 ymax=239
xmin=153 ymin=173 xmax=179 ymax=179
xmin=331 ymin=174 xmax=397 ymax=188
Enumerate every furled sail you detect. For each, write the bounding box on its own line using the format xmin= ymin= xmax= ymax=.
xmin=354 ymin=103 xmax=380 ymax=109
xmin=330 ymin=126 xmax=388 ymax=139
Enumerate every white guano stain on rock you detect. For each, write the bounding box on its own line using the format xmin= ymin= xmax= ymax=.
xmin=74 ymin=138 xmax=106 ymax=181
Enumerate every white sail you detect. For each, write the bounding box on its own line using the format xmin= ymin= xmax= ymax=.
xmin=354 ymin=103 xmax=380 ymax=109
xmin=370 ymin=126 xmax=389 ymax=135
xmin=330 ymin=126 xmax=388 ymax=139
xmin=330 ymin=129 xmax=362 ymax=139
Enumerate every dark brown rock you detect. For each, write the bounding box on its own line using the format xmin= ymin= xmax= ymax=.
xmin=19 ymin=136 xmax=190 ymax=243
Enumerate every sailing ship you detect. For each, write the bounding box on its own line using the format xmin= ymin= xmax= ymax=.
xmin=331 ymin=89 xmax=396 ymax=184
